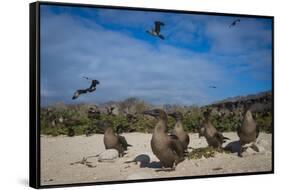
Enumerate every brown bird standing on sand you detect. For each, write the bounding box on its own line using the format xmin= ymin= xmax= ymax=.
xmin=143 ymin=109 xmax=184 ymax=170
xmin=237 ymin=105 xmax=259 ymax=156
xmin=168 ymin=111 xmax=190 ymax=151
xmin=99 ymin=122 xmax=132 ymax=157
xmin=199 ymin=110 xmax=229 ymax=149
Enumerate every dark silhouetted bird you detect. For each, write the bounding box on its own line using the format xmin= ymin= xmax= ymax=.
xmin=229 ymin=19 xmax=241 ymax=28
xmin=209 ymin=85 xmax=217 ymax=89
xmin=146 ymin=21 xmax=165 ymax=40
xmin=72 ymin=78 xmax=99 ymax=100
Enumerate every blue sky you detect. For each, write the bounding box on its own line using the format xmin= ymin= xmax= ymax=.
xmin=40 ymin=5 xmax=272 ymax=106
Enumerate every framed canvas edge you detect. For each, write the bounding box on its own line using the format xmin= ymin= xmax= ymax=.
xmin=30 ymin=1 xmax=41 ymax=189
xmin=29 ymin=1 xmax=275 ymax=189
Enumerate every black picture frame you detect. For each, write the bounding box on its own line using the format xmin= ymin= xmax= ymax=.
xmin=30 ymin=1 xmax=274 ymax=189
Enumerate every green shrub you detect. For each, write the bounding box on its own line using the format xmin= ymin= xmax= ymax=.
xmin=40 ymin=103 xmax=272 ymax=136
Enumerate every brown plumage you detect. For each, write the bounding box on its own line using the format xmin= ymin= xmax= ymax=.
xmin=199 ymin=110 xmax=229 ymax=149
xmin=237 ymin=107 xmax=259 ymax=156
xmin=143 ymin=109 xmax=184 ymax=169
xmin=168 ymin=111 xmax=190 ymax=151
xmin=103 ymin=126 xmax=132 ymax=157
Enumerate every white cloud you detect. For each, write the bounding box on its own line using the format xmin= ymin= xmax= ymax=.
xmin=40 ymin=7 xmax=272 ymax=106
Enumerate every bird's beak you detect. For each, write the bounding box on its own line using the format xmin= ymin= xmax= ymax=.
xmin=142 ymin=110 xmax=157 ymax=117
xmin=167 ymin=112 xmax=176 ymax=118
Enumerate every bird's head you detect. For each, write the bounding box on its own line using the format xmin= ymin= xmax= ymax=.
xmin=93 ymin=80 xmax=100 ymax=85
xmin=203 ymin=109 xmax=211 ymax=120
xmin=142 ymin=109 xmax=167 ymax=121
xmin=168 ymin=111 xmax=183 ymax=121
xmin=95 ymin=120 xmax=113 ymax=133
xmin=198 ymin=126 xmax=205 ymax=138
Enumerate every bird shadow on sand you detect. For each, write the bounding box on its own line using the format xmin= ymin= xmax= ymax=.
xmin=125 ymin=154 xmax=162 ymax=169
xmin=224 ymin=140 xmax=241 ymax=154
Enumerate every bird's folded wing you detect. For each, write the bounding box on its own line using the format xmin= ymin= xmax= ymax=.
xmin=168 ymin=135 xmax=184 ymax=157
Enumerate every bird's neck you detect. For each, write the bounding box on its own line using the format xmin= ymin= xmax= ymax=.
xmin=175 ymin=120 xmax=183 ymax=128
xmin=105 ymin=127 xmax=115 ymax=136
xmin=154 ymin=119 xmax=167 ymax=133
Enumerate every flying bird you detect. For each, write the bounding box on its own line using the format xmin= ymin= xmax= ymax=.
xmin=72 ymin=78 xmax=100 ymax=100
xmin=229 ymin=19 xmax=241 ymax=28
xmin=209 ymin=85 xmax=217 ymax=89
xmin=146 ymin=21 xmax=165 ymax=40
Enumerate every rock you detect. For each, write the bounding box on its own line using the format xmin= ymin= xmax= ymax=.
xmin=98 ymin=149 xmax=119 ymax=162
xmin=126 ymin=172 xmax=152 ymax=180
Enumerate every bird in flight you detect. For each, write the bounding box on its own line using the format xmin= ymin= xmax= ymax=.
xmin=229 ymin=19 xmax=241 ymax=28
xmin=146 ymin=21 xmax=165 ymax=40
xmin=72 ymin=77 xmax=100 ymax=100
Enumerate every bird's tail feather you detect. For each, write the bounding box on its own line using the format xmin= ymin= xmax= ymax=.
xmin=223 ymin=137 xmax=230 ymax=140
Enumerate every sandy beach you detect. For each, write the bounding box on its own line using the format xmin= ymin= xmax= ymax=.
xmin=41 ymin=132 xmax=272 ymax=185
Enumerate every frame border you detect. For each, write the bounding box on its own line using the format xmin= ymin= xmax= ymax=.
xmin=29 ymin=1 xmax=274 ymax=189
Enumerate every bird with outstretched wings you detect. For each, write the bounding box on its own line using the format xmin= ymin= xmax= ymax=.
xmin=72 ymin=77 xmax=100 ymax=100
xmin=229 ymin=19 xmax=241 ymax=28
xmin=146 ymin=21 xmax=165 ymax=40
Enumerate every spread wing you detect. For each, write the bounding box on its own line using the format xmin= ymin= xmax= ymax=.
xmin=229 ymin=19 xmax=240 ymax=28
xmin=72 ymin=89 xmax=89 ymax=99
xmin=168 ymin=135 xmax=184 ymax=157
xmin=155 ymin=21 xmax=164 ymax=33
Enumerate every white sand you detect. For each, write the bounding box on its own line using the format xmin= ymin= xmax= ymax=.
xmin=41 ymin=132 xmax=272 ymax=185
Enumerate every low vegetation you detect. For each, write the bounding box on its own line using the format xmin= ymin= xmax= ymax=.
xmin=187 ymin=147 xmax=231 ymax=159
xmin=40 ymin=95 xmax=272 ymax=136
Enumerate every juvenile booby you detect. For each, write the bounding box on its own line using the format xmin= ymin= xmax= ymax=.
xmin=168 ymin=111 xmax=190 ymax=151
xmin=199 ymin=110 xmax=229 ymax=149
xmin=143 ymin=109 xmax=184 ymax=170
xmin=100 ymin=123 xmax=132 ymax=157
xmin=72 ymin=79 xmax=99 ymax=100
xmin=146 ymin=21 xmax=165 ymax=40
xmin=237 ymin=105 xmax=259 ymax=156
